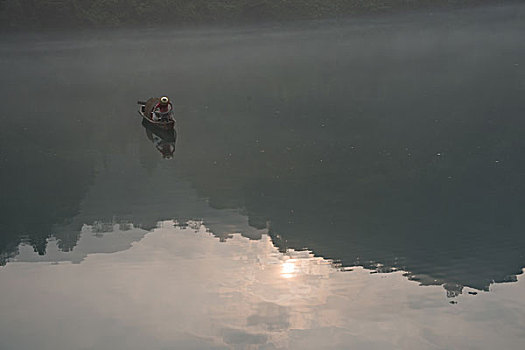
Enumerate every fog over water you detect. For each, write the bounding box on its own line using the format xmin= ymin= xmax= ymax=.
xmin=1 ymin=3 xmax=525 ymax=349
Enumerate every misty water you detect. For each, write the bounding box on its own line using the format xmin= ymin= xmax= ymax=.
xmin=1 ymin=4 xmax=525 ymax=349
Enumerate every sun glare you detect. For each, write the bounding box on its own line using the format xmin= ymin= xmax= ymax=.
xmin=281 ymin=260 xmax=296 ymax=278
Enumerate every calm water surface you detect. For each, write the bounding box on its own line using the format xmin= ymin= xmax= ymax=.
xmin=1 ymin=4 xmax=525 ymax=349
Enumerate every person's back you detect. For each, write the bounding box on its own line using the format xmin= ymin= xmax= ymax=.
xmin=156 ymin=96 xmax=171 ymax=114
xmin=154 ymin=96 xmax=172 ymax=121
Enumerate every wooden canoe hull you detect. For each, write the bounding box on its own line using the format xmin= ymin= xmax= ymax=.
xmin=138 ymin=105 xmax=175 ymax=130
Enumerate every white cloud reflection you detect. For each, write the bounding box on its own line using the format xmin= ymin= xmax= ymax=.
xmin=1 ymin=221 xmax=525 ymax=350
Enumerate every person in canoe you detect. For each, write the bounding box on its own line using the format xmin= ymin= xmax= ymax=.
xmin=143 ymin=96 xmax=173 ymax=121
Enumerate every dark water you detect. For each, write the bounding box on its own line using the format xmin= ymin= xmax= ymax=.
xmin=1 ymin=4 xmax=525 ymax=349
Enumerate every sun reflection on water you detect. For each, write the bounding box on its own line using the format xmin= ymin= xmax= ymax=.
xmin=281 ymin=260 xmax=296 ymax=278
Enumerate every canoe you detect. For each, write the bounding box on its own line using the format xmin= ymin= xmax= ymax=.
xmin=137 ymin=100 xmax=175 ymax=130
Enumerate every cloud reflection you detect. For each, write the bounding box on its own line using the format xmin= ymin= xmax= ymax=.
xmin=1 ymin=221 xmax=525 ymax=350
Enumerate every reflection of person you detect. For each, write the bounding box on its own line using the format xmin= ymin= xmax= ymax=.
xmin=157 ymin=142 xmax=175 ymax=159
xmin=151 ymin=133 xmax=175 ymax=158
xmin=143 ymin=121 xmax=176 ymax=159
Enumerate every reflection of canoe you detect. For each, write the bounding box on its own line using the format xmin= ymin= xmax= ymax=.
xmin=138 ymin=101 xmax=175 ymax=130
xmin=141 ymin=119 xmax=176 ymax=143
xmin=142 ymin=119 xmax=177 ymax=159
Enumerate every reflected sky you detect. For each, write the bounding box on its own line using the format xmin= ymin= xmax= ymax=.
xmin=1 ymin=220 xmax=525 ymax=350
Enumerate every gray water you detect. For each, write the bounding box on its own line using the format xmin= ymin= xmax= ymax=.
xmin=1 ymin=4 xmax=525 ymax=349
